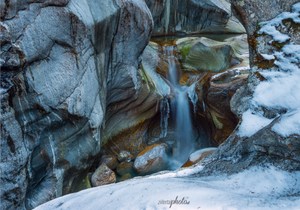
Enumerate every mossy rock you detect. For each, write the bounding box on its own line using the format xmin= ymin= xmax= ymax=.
xmin=176 ymin=37 xmax=244 ymax=73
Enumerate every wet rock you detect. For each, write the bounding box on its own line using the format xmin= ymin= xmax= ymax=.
xmin=133 ymin=144 xmax=169 ymax=175
xmin=145 ymin=0 xmax=245 ymax=36
xmin=100 ymin=155 xmax=119 ymax=170
xmin=102 ymin=0 xmax=155 ymax=144
xmin=68 ymin=174 xmax=92 ymax=193
xmin=119 ymin=173 xmax=132 ymax=182
xmin=116 ymin=162 xmax=134 ymax=176
xmin=117 ymin=151 xmax=134 ymax=163
xmin=91 ymin=164 xmax=116 ymax=187
xmin=101 ymin=120 xmax=150 ymax=160
xmin=196 ymin=69 xmax=248 ymax=145
xmin=176 ymin=35 xmax=249 ymax=72
xmin=182 ymin=147 xmax=217 ymax=167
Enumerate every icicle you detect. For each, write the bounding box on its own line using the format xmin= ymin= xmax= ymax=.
xmin=202 ymin=101 xmax=206 ymax=112
xmin=187 ymin=83 xmax=198 ymax=113
xmin=159 ymin=97 xmax=170 ymax=138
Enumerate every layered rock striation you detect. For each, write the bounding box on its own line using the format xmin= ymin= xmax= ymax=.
xmin=0 ymin=0 xmax=153 ymax=209
xmin=145 ymin=0 xmax=245 ymax=36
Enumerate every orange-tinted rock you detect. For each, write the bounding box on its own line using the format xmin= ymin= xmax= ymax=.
xmin=182 ymin=148 xmax=217 ymax=167
xmin=133 ymin=144 xmax=169 ymax=175
xmin=101 ymin=120 xmax=150 ymax=159
xmin=116 ymin=162 xmax=134 ymax=176
xmin=197 ymin=70 xmax=248 ymax=145
xmin=91 ymin=164 xmax=116 ymax=187
xmin=100 ymin=155 xmax=119 ymax=170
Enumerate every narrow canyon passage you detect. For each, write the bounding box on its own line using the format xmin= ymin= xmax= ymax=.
xmin=2 ymin=1 xmax=299 ymax=209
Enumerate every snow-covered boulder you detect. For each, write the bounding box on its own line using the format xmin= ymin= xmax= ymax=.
xmin=182 ymin=147 xmax=217 ymax=167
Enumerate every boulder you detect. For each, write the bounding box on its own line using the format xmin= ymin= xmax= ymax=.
xmin=91 ymin=164 xmax=116 ymax=187
xmin=118 ymin=173 xmax=133 ymax=182
xmin=176 ymin=35 xmax=249 ymax=72
xmin=182 ymin=147 xmax=217 ymax=167
xmin=116 ymin=162 xmax=135 ymax=176
xmin=100 ymin=155 xmax=119 ymax=170
xmin=133 ymin=144 xmax=169 ymax=175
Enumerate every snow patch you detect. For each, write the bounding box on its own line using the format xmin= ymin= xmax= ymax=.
xmin=239 ymin=4 xmax=300 ymax=137
xmin=272 ymin=109 xmax=300 ymax=137
xmin=238 ymin=110 xmax=273 ymax=137
xmin=261 ymin=53 xmax=275 ymax=60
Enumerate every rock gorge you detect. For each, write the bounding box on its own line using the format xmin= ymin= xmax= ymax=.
xmin=1 ymin=0 xmax=299 ymax=209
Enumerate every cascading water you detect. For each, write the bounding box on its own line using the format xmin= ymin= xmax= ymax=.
xmin=162 ymin=45 xmax=197 ymax=168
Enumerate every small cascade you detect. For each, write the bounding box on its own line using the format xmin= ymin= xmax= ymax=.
xmin=162 ymin=45 xmax=198 ymax=167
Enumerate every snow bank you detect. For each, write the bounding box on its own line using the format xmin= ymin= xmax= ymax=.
xmin=239 ymin=3 xmax=300 ymax=137
xmin=34 ymin=165 xmax=300 ymax=210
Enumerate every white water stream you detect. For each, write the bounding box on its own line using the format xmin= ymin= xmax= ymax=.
xmin=162 ymin=45 xmax=197 ymax=167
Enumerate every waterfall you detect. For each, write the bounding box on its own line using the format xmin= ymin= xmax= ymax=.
xmin=162 ymin=45 xmax=197 ymax=167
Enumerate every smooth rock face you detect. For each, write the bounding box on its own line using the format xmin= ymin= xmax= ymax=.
xmin=176 ymin=35 xmax=249 ymax=72
xmin=91 ymin=164 xmax=116 ymax=187
xmin=0 ymin=0 xmax=153 ymax=209
xmin=133 ymin=144 xmax=169 ymax=175
xmin=102 ymin=0 xmax=155 ymax=143
xmin=198 ymin=69 xmax=248 ymax=145
xmin=145 ymin=0 xmax=245 ymax=36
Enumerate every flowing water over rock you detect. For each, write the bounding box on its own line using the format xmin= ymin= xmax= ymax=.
xmin=162 ymin=45 xmax=198 ymax=168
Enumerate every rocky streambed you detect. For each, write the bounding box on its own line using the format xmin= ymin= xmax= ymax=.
xmin=1 ymin=0 xmax=299 ymax=209
xmin=93 ymin=33 xmax=250 ymax=186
